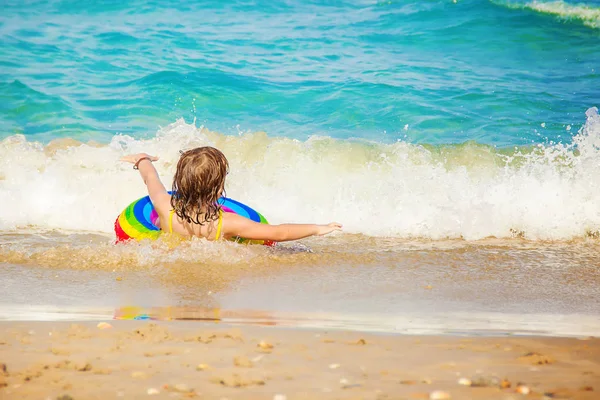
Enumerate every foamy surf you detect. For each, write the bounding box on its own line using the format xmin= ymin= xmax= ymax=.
xmin=493 ymin=0 xmax=600 ymax=29
xmin=0 ymin=107 xmax=598 ymax=240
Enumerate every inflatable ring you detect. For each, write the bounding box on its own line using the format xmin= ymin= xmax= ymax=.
xmin=114 ymin=195 xmax=274 ymax=246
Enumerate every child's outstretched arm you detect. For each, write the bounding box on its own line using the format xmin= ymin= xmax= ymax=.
xmin=120 ymin=153 xmax=171 ymax=211
xmin=223 ymin=213 xmax=342 ymax=242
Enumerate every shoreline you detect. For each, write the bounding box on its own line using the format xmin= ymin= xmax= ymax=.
xmin=0 ymin=320 xmax=597 ymax=399
xmin=2 ymin=304 xmax=600 ymax=338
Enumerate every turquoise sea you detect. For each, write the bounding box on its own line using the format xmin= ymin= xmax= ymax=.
xmin=2 ymin=0 xmax=599 ymax=145
xmin=1 ymin=1 xmax=599 ymax=334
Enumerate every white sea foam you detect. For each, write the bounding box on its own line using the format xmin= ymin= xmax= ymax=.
xmin=495 ymin=0 xmax=600 ymax=29
xmin=0 ymin=108 xmax=599 ymax=240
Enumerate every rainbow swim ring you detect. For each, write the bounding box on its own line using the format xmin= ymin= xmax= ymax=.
xmin=114 ymin=195 xmax=274 ymax=246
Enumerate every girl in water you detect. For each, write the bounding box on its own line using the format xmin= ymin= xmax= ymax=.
xmin=120 ymin=147 xmax=342 ymax=242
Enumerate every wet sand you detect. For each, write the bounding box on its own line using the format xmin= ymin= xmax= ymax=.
xmin=0 ymin=321 xmax=598 ymax=400
xmin=2 ymin=233 xmax=600 ymax=336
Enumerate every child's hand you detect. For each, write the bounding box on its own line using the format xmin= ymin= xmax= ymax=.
xmin=120 ymin=153 xmax=159 ymax=164
xmin=315 ymin=222 xmax=343 ymax=236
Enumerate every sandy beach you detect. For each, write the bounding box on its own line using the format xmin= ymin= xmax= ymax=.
xmin=0 ymin=320 xmax=597 ymax=400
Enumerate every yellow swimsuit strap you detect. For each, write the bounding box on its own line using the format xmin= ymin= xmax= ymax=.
xmin=168 ymin=209 xmax=176 ymax=234
xmin=215 ymin=209 xmax=223 ymax=241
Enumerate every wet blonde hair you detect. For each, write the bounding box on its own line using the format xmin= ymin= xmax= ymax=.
xmin=170 ymin=146 xmax=229 ymax=225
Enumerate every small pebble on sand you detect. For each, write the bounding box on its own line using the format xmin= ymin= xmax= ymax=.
xmin=196 ymin=364 xmax=209 ymax=371
xmin=429 ymin=390 xmax=451 ymax=400
xmin=273 ymin=395 xmax=287 ymax=400
xmin=471 ymin=375 xmax=499 ymax=387
xmin=258 ymin=341 xmax=274 ymax=350
xmin=147 ymin=388 xmax=159 ymax=395
xmin=516 ymin=384 xmax=530 ymax=395
xmin=329 ymin=363 xmax=340 ymax=369
xmin=97 ymin=322 xmax=112 ymax=330
xmin=458 ymin=378 xmax=471 ymax=386
xmin=500 ymin=378 xmax=511 ymax=389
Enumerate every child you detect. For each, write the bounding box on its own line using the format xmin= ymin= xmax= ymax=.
xmin=120 ymin=147 xmax=342 ymax=242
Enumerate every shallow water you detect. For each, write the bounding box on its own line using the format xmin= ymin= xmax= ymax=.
xmin=2 ymin=232 xmax=599 ymax=336
xmin=2 ymin=0 xmax=600 ymax=145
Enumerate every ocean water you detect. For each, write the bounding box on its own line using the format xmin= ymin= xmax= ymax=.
xmin=1 ymin=0 xmax=599 ymax=334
